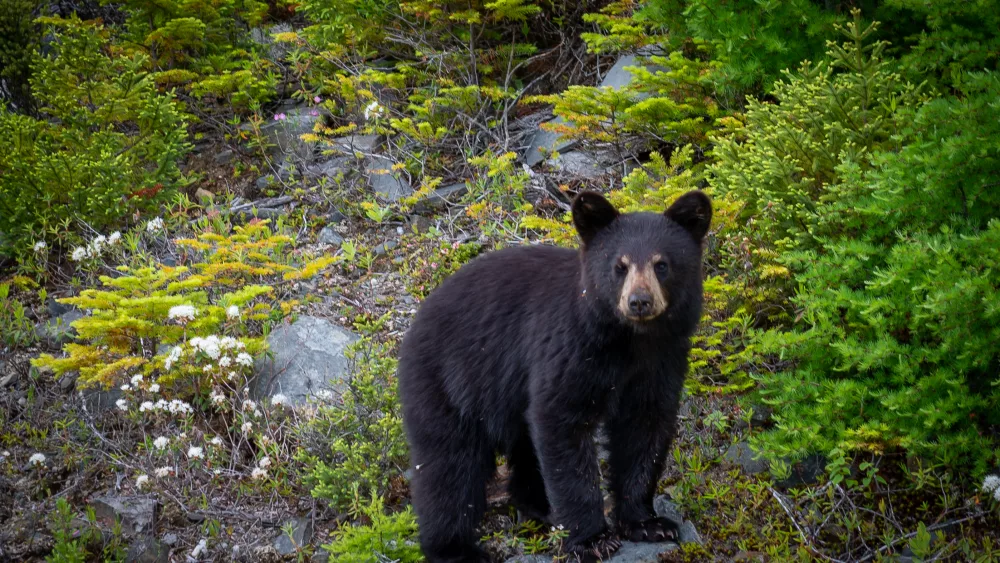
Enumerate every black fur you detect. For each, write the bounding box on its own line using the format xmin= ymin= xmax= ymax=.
xmin=398 ymin=191 xmax=711 ymax=562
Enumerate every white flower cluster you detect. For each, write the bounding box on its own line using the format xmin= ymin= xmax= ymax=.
xmin=984 ymin=474 xmax=1000 ymax=502
xmin=242 ymin=399 xmax=261 ymax=417
xmin=271 ymin=394 xmax=289 ymax=407
xmin=187 ymin=446 xmax=204 ymax=460
xmin=168 ymin=305 xmax=197 ymax=324
xmin=235 ymin=352 xmax=254 ymax=367
xmin=164 ymin=345 xmax=183 ymax=370
xmin=146 ymin=217 xmax=164 ymax=233
xmin=153 ymin=436 xmax=170 ymax=450
xmin=136 ymin=474 xmax=150 ymax=490
xmin=364 ymin=101 xmax=384 ymax=121
xmin=33 ymin=241 xmax=46 ymax=252
xmin=136 ymin=398 xmax=193 ymax=416
xmin=69 ymin=230 xmax=123 ymax=261
xmin=226 ymin=305 xmax=240 ymax=320
xmin=28 ymin=453 xmax=46 ymax=466
xmin=189 ymin=335 xmax=245 ymax=361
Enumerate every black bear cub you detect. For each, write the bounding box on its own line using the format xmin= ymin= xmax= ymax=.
xmin=398 ymin=190 xmax=712 ymax=562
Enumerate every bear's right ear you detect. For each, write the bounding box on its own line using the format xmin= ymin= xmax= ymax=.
xmin=664 ymin=190 xmax=712 ymax=241
xmin=572 ymin=191 xmax=619 ymax=246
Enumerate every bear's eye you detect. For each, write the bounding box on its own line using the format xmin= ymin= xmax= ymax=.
xmin=653 ymin=261 xmax=669 ymax=275
xmin=614 ymin=262 xmax=628 ymax=276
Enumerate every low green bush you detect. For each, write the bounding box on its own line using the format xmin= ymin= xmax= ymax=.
xmin=297 ymin=338 xmax=409 ymax=508
xmin=0 ymin=16 xmax=190 ymax=262
xmin=752 ymin=73 xmax=1000 ymax=473
xmin=322 ymin=495 xmax=422 ymax=563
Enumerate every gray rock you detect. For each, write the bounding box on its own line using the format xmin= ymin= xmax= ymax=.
xmin=127 ymin=535 xmax=169 ymax=563
xmin=523 ymin=49 xmax=664 ymax=167
xmin=523 ymin=114 xmax=579 ymax=166
xmin=250 ymin=23 xmax=294 ymax=60
xmin=365 ymin=155 xmax=412 ymax=201
xmin=82 ymin=385 xmax=123 ymax=413
xmin=653 ymin=494 xmax=701 ymax=545
xmin=34 ymin=307 xmax=84 ymax=347
xmin=750 ymin=404 xmax=774 ymax=428
xmin=598 ymin=54 xmax=642 ymax=90
xmin=327 ymin=210 xmax=347 ymax=224
xmin=406 ymin=215 xmax=433 ymax=234
xmin=550 ymin=151 xmax=607 ymax=179
xmin=162 ymin=533 xmax=178 ymax=546
xmin=413 ymin=182 xmax=469 ymax=213
xmin=725 ymin=442 xmax=769 ymax=475
xmin=317 ymin=227 xmax=344 ymax=247
xmin=505 ymin=556 xmax=553 ymax=563
xmin=653 ymin=495 xmax=684 ymax=525
xmin=254 ymin=106 xmax=322 ymax=164
xmin=46 ymin=296 xmax=74 ymax=318
xmin=677 ymin=521 xmax=703 ymax=545
xmin=305 ymin=157 xmax=351 ymax=181
xmin=255 ymin=174 xmax=277 ymax=190
xmin=253 ymin=316 xmax=360 ymax=405
xmin=776 ymin=454 xmax=827 ymax=489
xmin=273 ymin=515 xmax=313 ymax=556
xmin=373 ymin=240 xmax=398 ymax=256
xmin=326 ymin=134 xmax=382 ymax=155
xmin=213 ymin=149 xmax=236 ymax=166
xmin=58 ymin=373 xmax=77 ymax=393
xmin=91 ymin=496 xmax=158 ymax=535
xmin=311 ymin=549 xmax=331 ymax=563
xmin=504 ymin=542 xmax=677 ymax=563
xmin=503 ymin=496 xmax=687 ymax=563
xmin=195 ymin=188 xmax=214 ymax=203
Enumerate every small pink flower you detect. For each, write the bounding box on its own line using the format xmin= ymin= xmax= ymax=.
xmin=273 ymin=113 xmax=287 ymax=121
xmin=431 ymin=262 xmax=438 ymax=269
xmin=313 ymin=96 xmax=322 ymax=103
xmin=310 ymin=110 xmax=319 ymax=116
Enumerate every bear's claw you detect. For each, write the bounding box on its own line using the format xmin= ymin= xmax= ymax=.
xmin=566 ymin=531 xmax=622 ymax=562
xmin=624 ymin=516 xmax=679 ymax=543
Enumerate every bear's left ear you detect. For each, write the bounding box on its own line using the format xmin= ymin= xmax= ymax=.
xmin=572 ymin=191 xmax=619 ymax=246
xmin=665 ymin=191 xmax=712 ymax=241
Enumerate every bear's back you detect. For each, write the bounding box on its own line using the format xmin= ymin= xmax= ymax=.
xmin=398 ymin=244 xmax=582 ymax=436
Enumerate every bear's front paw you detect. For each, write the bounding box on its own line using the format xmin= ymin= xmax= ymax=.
xmin=621 ymin=516 xmax=679 ymax=542
xmin=565 ymin=530 xmax=622 ymax=562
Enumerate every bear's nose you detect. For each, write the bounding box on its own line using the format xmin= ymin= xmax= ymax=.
xmin=628 ymin=293 xmax=653 ymax=317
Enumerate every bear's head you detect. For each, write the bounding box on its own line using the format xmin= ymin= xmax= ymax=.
xmin=572 ymin=190 xmax=712 ymax=329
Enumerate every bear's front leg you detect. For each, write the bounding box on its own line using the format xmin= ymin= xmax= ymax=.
xmin=607 ymin=375 xmax=681 ymax=542
xmin=528 ymin=404 xmax=619 ymax=561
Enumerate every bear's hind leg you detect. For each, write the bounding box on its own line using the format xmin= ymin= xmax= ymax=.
xmin=506 ymin=430 xmax=551 ymax=524
xmin=408 ymin=412 xmax=494 ymax=563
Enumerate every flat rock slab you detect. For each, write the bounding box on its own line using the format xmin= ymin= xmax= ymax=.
xmin=254 ymin=316 xmax=360 ymax=405
xmin=91 ymin=496 xmax=158 ymax=536
xmin=550 ymin=150 xmax=607 ymax=179
xmin=326 ymin=134 xmax=382 ymax=155
xmin=725 ymin=441 xmax=770 ymax=475
xmin=523 ymin=114 xmax=579 ymax=166
xmin=504 ymin=541 xmax=677 ymax=563
xmin=34 ymin=308 xmax=84 ymax=348
xmin=273 ymin=515 xmax=313 ymax=556
xmin=366 ymin=155 xmax=413 ymax=201
xmin=505 ymin=494 xmax=699 ymax=563
xmin=523 ymin=49 xmax=665 ymax=166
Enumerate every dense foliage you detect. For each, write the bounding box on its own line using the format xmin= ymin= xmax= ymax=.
xmin=752 ymin=74 xmax=1000 ymax=472
xmin=0 ymin=17 xmax=189 ymax=260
